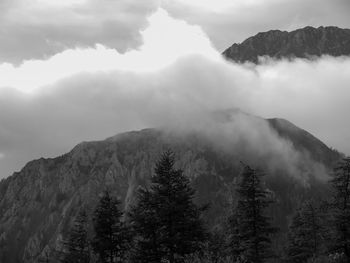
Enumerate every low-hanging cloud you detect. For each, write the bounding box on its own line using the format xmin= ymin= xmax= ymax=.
xmin=0 ymin=9 xmax=349 ymax=181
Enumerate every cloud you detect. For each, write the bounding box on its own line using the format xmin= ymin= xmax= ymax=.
xmin=1 ymin=0 xmax=350 ymax=64
xmin=0 ymin=8 xmax=349 ymax=183
xmin=0 ymin=0 xmax=158 ymax=64
xmin=250 ymin=56 xmax=350 ymax=153
xmin=163 ymin=0 xmax=350 ymax=51
xmin=0 ymin=57 xmax=328 ymax=182
xmin=0 ymin=9 xmax=217 ymax=92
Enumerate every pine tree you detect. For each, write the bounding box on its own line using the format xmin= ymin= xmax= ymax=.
xmin=330 ymin=157 xmax=350 ymax=261
xmin=129 ymin=188 xmax=164 ymax=263
xmin=61 ymin=209 xmax=90 ymax=263
xmin=206 ymin=227 xmax=230 ymax=263
xmin=92 ymin=191 xmax=130 ymax=263
xmin=129 ymin=150 xmax=208 ymax=263
xmin=286 ymin=201 xmax=323 ymax=263
xmin=227 ymin=209 xmax=244 ymax=262
xmin=230 ymin=164 xmax=277 ymax=263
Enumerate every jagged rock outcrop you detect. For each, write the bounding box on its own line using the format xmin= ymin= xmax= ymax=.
xmin=223 ymin=26 xmax=350 ymax=63
xmin=0 ymin=117 xmax=341 ymax=262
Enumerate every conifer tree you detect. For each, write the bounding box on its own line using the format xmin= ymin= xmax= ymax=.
xmin=330 ymin=157 xmax=350 ymax=261
xmin=286 ymin=201 xmax=323 ymax=263
xmin=206 ymin=228 xmax=230 ymax=263
xmin=230 ymin=165 xmax=276 ymax=263
xmin=92 ymin=191 xmax=130 ymax=263
xmin=227 ymin=210 xmax=244 ymax=262
xmin=129 ymin=187 xmax=164 ymax=263
xmin=61 ymin=209 xmax=90 ymax=263
xmin=129 ymin=150 xmax=207 ymax=263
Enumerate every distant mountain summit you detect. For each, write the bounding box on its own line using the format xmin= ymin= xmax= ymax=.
xmin=223 ymin=26 xmax=350 ymax=63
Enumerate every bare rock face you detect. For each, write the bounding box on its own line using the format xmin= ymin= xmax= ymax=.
xmin=223 ymin=26 xmax=350 ymax=63
xmin=0 ymin=118 xmax=341 ymax=262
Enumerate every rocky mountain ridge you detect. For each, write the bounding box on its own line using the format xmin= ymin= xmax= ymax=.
xmin=223 ymin=26 xmax=350 ymax=63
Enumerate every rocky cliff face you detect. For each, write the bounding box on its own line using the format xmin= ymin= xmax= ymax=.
xmin=0 ymin=118 xmax=341 ymax=262
xmin=223 ymin=26 xmax=350 ymax=63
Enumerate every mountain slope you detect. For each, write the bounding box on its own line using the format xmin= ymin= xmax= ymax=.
xmin=223 ymin=26 xmax=350 ymax=63
xmin=267 ymin=118 xmax=341 ymax=166
xmin=0 ymin=115 xmax=341 ymax=262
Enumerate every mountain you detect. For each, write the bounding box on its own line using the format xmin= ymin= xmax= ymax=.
xmin=267 ymin=118 xmax=340 ymax=167
xmin=0 ymin=114 xmax=341 ymax=262
xmin=223 ymin=26 xmax=350 ymax=63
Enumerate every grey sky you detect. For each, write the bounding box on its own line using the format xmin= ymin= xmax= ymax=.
xmin=1 ymin=0 xmax=350 ymax=64
xmin=0 ymin=0 xmax=158 ymax=64
xmin=163 ymin=0 xmax=350 ymax=51
xmin=1 ymin=0 xmax=350 ymax=179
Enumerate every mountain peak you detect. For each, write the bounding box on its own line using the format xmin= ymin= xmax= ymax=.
xmin=223 ymin=26 xmax=350 ymax=63
xmin=0 ymin=117 xmax=342 ymax=262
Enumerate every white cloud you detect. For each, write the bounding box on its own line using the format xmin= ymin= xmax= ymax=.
xmin=0 ymin=9 xmax=218 ymax=92
xmin=0 ymin=5 xmax=350 ymax=182
xmin=165 ymin=0 xmax=267 ymax=12
xmin=163 ymin=0 xmax=350 ymax=51
xmin=0 ymin=0 xmax=349 ymax=64
xmin=0 ymin=0 xmax=159 ymax=63
xmin=34 ymin=0 xmax=87 ymax=8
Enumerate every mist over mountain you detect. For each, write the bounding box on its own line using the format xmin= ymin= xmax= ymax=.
xmin=0 ymin=111 xmax=341 ymax=262
xmin=223 ymin=26 xmax=350 ymax=63
xmin=1 ymin=24 xmax=349 ymax=262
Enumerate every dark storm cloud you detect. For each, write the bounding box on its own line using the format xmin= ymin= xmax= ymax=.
xmin=0 ymin=0 xmax=158 ymax=64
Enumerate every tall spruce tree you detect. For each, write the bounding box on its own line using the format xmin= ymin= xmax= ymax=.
xmin=61 ymin=209 xmax=90 ymax=263
xmin=286 ymin=201 xmax=323 ymax=263
xmin=227 ymin=209 xmax=244 ymax=262
xmin=330 ymin=157 xmax=350 ymax=261
xmin=129 ymin=188 xmax=164 ymax=263
xmin=230 ymin=165 xmax=276 ymax=263
xmin=92 ymin=191 xmax=130 ymax=263
xmin=129 ymin=150 xmax=207 ymax=263
xmin=206 ymin=227 xmax=230 ymax=263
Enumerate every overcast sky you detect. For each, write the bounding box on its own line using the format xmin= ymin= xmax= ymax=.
xmin=1 ymin=0 xmax=350 ymax=179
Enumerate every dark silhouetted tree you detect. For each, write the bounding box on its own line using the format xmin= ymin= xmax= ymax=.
xmin=129 ymin=188 xmax=163 ymax=263
xmin=230 ymin=164 xmax=277 ymax=263
xmin=227 ymin=209 xmax=244 ymax=262
xmin=286 ymin=201 xmax=324 ymax=262
xmin=330 ymin=157 xmax=350 ymax=261
xmin=61 ymin=209 xmax=90 ymax=263
xmin=129 ymin=150 xmax=208 ymax=263
xmin=92 ymin=191 xmax=130 ymax=263
xmin=206 ymin=227 xmax=230 ymax=263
